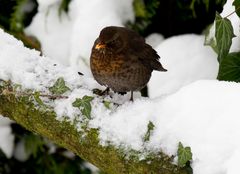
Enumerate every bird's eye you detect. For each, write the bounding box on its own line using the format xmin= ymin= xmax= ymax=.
xmin=107 ymin=39 xmax=117 ymax=47
xmin=112 ymin=39 xmax=120 ymax=46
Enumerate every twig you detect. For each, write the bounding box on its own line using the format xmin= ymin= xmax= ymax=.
xmin=224 ymin=6 xmax=240 ymax=18
xmin=37 ymin=94 xmax=68 ymax=99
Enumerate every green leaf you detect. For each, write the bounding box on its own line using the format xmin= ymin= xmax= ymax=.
xmin=131 ymin=0 xmax=159 ymax=33
xmin=133 ymin=0 xmax=147 ymax=18
xmin=217 ymin=52 xmax=240 ymax=82
xmin=233 ymin=0 xmax=240 ymax=17
xmin=215 ymin=12 xmax=235 ymax=62
xmin=143 ymin=121 xmax=155 ymax=142
xmin=24 ymin=134 xmax=45 ymax=158
xmin=72 ymin=98 xmax=81 ymax=108
xmin=103 ymin=100 xmax=111 ymax=109
xmin=10 ymin=0 xmax=28 ymax=32
xmin=72 ymin=96 xmax=94 ymax=119
xmin=49 ymin=77 xmax=70 ymax=95
xmin=177 ymin=142 xmax=192 ymax=168
xmin=58 ymin=0 xmax=72 ymax=17
xmin=203 ymin=0 xmax=210 ymax=12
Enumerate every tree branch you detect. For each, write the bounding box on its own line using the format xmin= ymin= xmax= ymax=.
xmin=0 ymin=82 xmax=188 ymax=174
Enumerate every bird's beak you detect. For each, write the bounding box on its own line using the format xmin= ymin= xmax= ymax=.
xmin=95 ymin=43 xmax=106 ymax=50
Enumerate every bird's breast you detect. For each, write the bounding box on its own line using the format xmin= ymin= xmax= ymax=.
xmin=91 ymin=52 xmax=125 ymax=76
xmin=90 ymin=49 xmax=152 ymax=92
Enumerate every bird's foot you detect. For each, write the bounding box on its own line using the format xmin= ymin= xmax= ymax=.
xmin=93 ymin=87 xmax=110 ymax=96
xmin=130 ymin=91 xmax=134 ymax=101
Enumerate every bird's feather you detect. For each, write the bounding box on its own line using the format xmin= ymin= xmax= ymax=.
xmin=129 ymin=36 xmax=167 ymax=72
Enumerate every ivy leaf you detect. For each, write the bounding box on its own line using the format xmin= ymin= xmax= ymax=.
xmin=103 ymin=100 xmax=111 ymax=109
xmin=217 ymin=52 xmax=240 ymax=82
xmin=131 ymin=0 xmax=160 ymax=33
xmin=49 ymin=77 xmax=70 ymax=95
xmin=215 ymin=12 xmax=235 ymax=62
xmin=177 ymin=142 xmax=192 ymax=168
xmin=133 ymin=0 xmax=147 ymax=18
xmin=72 ymin=96 xmax=94 ymax=119
xmin=143 ymin=121 xmax=155 ymax=142
xmin=233 ymin=0 xmax=240 ymax=18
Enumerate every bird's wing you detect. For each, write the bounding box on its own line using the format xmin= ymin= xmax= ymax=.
xmin=129 ymin=37 xmax=167 ymax=71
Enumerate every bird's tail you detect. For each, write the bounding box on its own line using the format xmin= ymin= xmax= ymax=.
xmin=151 ymin=61 xmax=167 ymax=72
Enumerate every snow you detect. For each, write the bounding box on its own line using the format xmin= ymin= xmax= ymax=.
xmin=0 ymin=28 xmax=100 ymax=92
xmin=145 ymin=33 xmax=164 ymax=48
xmin=25 ymin=0 xmax=134 ymax=75
xmin=148 ymin=34 xmax=219 ymax=98
xmin=0 ymin=123 xmax=14 ymax=158
xmin=0 ymin=0 xmax=240 ymax=173
xmin=148 ymin=80 xmax=240 ymax=174
xmin=37 ymin=0 xmax=61 ymax=9
xmin=224 ymin=148 xmax=240 ymax=174
xmin=1 ymin=24 xmax=240 ymax=174
xmin=84 ymin=162 xmax=100 ymax=174
xmin=14 ymin=140 xmax=29 ymax=161
xmin=90 ymin=80 xmax=240 ymax=174
xmin=0 ymin=117 xmax=12 ymax=126
xmin=0 ymin=117 xmax=14 ymax=158
xmin=25 ymin=5 xmax=73 ymax=65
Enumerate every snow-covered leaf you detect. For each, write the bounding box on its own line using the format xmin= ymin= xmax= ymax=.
xmin=72 ymin=96 xmax=94 ymax=119
xmin=143 ymin=121 xmax=155 ymax=142
xmin=215 ymin=12 xmax=235 ymax=62
xmin=103 ymin=100 xmax=111 ymax=109
xmin=218 ymin=52 xmax=240 ymax=82
xmin=177 ymin=142 xmax=192 ymax=168
xmin=49 ymin=77 xmax=70 ymax=95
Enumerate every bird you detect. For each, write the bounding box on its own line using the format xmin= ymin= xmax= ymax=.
xmin=90 ymin=26 xmax=167 ymax=101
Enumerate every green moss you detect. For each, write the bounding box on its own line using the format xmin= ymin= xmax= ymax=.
xmin=0 ymin=82 xmax=189 ymax=174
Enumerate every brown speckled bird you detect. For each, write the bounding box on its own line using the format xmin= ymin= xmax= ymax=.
xmin=90 ymin=26 xmax=167 ymax=101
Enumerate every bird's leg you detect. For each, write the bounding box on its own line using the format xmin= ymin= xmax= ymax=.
xmin=101 ymin=87 xmax=110 ymax=96
xmin=92 ymin=87 xmax=110 ymax=96
xmin=130 ymin=91 xmax=134 ymax=101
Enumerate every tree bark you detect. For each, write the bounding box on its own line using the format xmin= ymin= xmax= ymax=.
xmin=0 ymin=82 xmax=189 ymax=174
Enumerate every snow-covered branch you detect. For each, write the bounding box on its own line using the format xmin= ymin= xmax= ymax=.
xmin=0 ymin=83 xmax=189 ymax=174
xmin=0 ymin=29 xmax=190 ymax=174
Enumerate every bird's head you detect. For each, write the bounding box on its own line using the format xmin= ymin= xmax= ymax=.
xmin=95 ymin=26 xmax=125 ymax=53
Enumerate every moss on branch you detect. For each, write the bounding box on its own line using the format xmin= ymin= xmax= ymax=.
xmin=0 ymin=82 xmax=189 ymax=174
